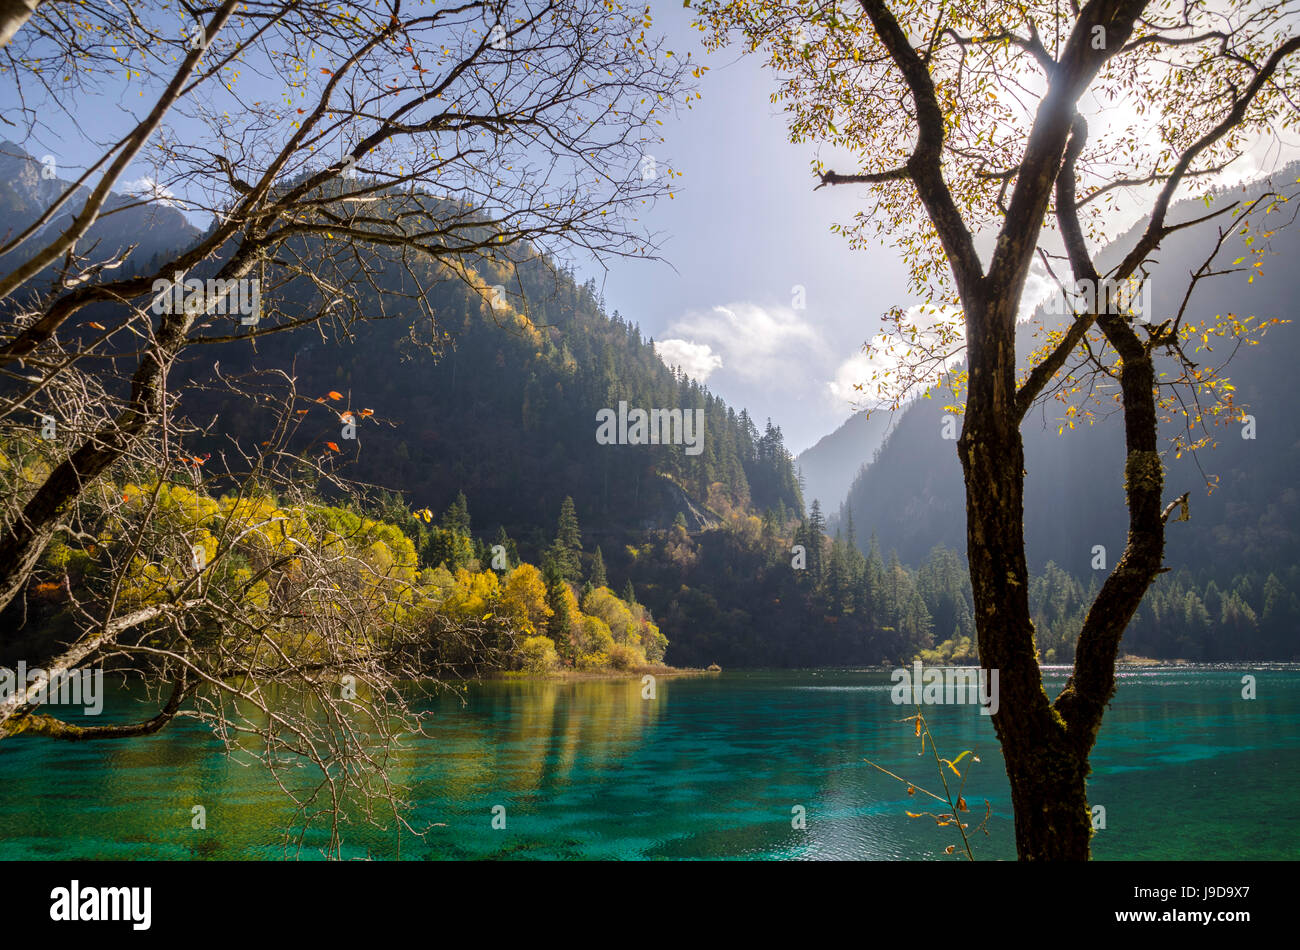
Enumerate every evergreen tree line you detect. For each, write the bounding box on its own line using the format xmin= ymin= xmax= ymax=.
xmin=610 ymin=506 xmax=1299 ymax=667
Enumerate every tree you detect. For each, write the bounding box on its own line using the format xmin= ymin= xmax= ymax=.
xmin=542 ymin=561 xmax=578 ymax=664
xmin=421 ymin=526 xmax=474 ymax=573
xmin=499 ymin=564 xmax=553 ymax=638
xmin=548 ymin=496 xmax=583 ymax=581
xmin=699 ymin=0 xmax=1299 ymax=859
xmin=589 ymin=546 xmax=608 ymax=588
xmin=441 ymin=492 xmax=471 ymax=538
xmin=582 ymin=586 xmax=638 ymax=646
xmin=493 ymin=525 xmax=519 ymax=573
xmin=807 ymin=499 xmax=826 ymax=581
xmin=0 ymin=0 xmax=690 ymax=842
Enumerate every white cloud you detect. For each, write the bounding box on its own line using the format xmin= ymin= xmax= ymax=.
xmin=827 ymin=351 xmax=878 ymax=405
xmin=121 ymin=176 xmax=179 ymax=208
xmin=826 ymin=302 xmax=964 ymax=409
xmin=1021 ymin=258 xmax=1066 ymax=323
xmin=664 ymin=301 xmax=827 ymax=384
xmin=654 ymin=338 xmax=723 ymax=381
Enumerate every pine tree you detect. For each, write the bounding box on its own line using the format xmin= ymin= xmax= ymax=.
xmin=442 ymin=491 xmax=471 ymax=536
xmin=621 ymin=578 xmax=637 ymax=606
xmin=807 ymin=499 xmax=826 ymax=580
xmin=549 ymin=496 xmax=582 ymax=580
xmin=543 ymin=561 xmax=574 ymax=663
xmin=589 ymin=546 xmax=608 ymax=588
xmin=492 ymin=525 xmax=518 ymax=570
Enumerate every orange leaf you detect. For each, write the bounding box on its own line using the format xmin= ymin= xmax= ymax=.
xmin=326 ymin=441 xmax=340 ymax=452
xmin=914 ymin=717 xmax=922 ymax=737
xmin=327 ymin=391 xmax=343 ymax=401
xmin=359 ymin=408 xmax=374 ymax=417
xmin=296 ymin=409 xmax=309 ymax=415
xmin=906 ymin=785 xmax=915 ymax=796
xmin=944 ymin=845 xmax=955 ymax=854
xmin=321 ymin=68 xmax=333 ymax=75
xmin=88 ymin=321 xmax=106 ymax=330
xmin=957 ymin=797 xmax=968 ymax=812
xmin=314 ymin=397 xmax=326 ymax=404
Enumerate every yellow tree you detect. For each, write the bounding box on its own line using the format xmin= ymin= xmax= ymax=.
xmin=697 ymin=0 xmax=1300 ymax=859
xmin=500 ymin=564 xmax=553 ymax=637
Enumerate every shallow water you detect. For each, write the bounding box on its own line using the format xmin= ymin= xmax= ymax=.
xmin=0 ymin=666 xmax=1294 ymax=860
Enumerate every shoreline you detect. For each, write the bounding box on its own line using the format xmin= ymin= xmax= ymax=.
xmin=493 ymin=665 xmax=718 ymax=682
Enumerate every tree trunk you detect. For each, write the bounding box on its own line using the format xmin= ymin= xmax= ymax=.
xmin=0 ymin=0 xmax=38 ymax=49
xmin=958 ymin=295 xmax=1094 ymax=859
xmin=0 ymin=307 xmax=196 ymax=615
xmin=959 ymin=415 xmax=1095 ymax=859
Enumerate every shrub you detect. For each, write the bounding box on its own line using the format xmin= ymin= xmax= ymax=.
xmin=519 ymin=635 xmax=558 ymax=674
xmin=606 ymin=641 xmax=643 ymax=670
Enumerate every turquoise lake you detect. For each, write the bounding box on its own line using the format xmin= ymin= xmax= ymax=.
xmin=0 ymin=666 xmax=1295 ymax=860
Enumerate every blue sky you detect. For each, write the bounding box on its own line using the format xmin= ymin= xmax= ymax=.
xmin=597 ymin=4 xmax=911 ymax=453
xmin=5 ymin=3 xmax=1296 ymax=454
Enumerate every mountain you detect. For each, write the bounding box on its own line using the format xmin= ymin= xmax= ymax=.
xmin=0 ymin=141 xmax=202 ymax=287
xmin=174 ymin=246 xmax=805 ymax=553
xmin=835 ymin=165 xmax=1300 ymax=658
xmin=0 ymin=146 xmax=805 ymax=566
xmin=794 ymin=408 xmax=894 ymax=517
xmin=843 ymin=164 xmax=1300 ymax=575
xmin=5 ymin=143 xmax=1295 ymax=666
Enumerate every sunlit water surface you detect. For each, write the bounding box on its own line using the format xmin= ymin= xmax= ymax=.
xmin=0 ymin=666 xmax=1294 ymax=860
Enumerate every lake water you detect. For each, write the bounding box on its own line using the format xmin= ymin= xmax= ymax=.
xmin=1 ymin=667 xmax=1295 ymax=860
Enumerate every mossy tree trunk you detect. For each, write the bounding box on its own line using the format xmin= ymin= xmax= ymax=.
xmin=957 ymin=301 xmax=1093 ymax=861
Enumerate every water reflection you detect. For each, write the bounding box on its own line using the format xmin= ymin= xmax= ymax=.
xmin=0 ymin=668 xmax=1295 ymax=860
